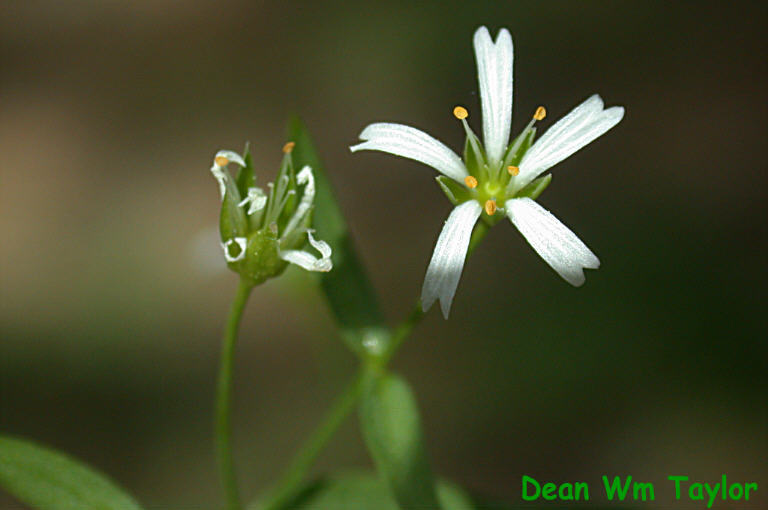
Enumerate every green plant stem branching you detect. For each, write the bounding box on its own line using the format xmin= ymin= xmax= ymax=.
xmin=216 ymin=278 xmax=254 ymax=510
xmin=261 ymin=221 xmax=490 ymax=509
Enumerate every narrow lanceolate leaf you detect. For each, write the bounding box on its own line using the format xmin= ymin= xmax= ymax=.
xmin=359 ymin=373 xmax=440 ymax=509
xmin=0 ymin=435 xmax=144 ymax=510
xmin=287 ymin=117 xmax=388 ymax=357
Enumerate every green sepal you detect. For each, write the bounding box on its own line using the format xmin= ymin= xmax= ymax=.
xmin=236 ymin=228 xmax=288 ymax=285
xmin=516 ymin=174 xmax=552 ymax=200
xmin=462 ymin=130 xmax=487 ymax=180
xmin=219 ymin=168 xmax=249 ymax=241
xmin=0 ymin=435 xmax=144 ymax=510
xmin=503 ymin=125 xmax=537 ymax=169
xmin=436 ymin=176 xmax=472 ymax=206
xmin=235 ymin=143 xmax=256 ymax=198
xmin=359 ymin=372 xmax=440 ymax=510
xmin=287 ymin=117 xmax=389 ymax=358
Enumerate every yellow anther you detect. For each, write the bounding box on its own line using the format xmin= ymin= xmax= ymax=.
xmin=214 ymin=156 xmax=229 ymax=167
xmin=282 ymin=141 xmax=295 ymax=154
xmin=507 ymin=165 xmax=520 ymax=176
xmin=464 ymin=175 xmax=478 ymax=188
xmin=453 ymin=106 xmax=469 ymax=120
xmin=484 ymin=199 xmax=497 ymax=216
xmin=533 ymin=106 xmax=546 ymax=121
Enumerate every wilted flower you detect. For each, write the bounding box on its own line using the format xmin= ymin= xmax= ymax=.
xmin=210 ymin=143 xmax=332 ymax=285
xmin=351 ymin=26 xmax=624 ymax=318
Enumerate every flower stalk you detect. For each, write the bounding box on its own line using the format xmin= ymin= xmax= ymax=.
xmin=215 ymin=278 xmax=253 ymax=510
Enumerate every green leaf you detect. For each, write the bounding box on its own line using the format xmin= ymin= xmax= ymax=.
xmin=250 ymin=471 xmax=474 ymax=510
xmin=287 ymin=117 xmax=388 ymax=357
xmin=435 ymin=176 xmax=471 ymax=206
xmin=359 ymin=373 xmax=440 ymax=509
xmin=515 ymin=174 xmax=552 ymax=200
xmin=0 ymin=435 xmax=144 ymax=510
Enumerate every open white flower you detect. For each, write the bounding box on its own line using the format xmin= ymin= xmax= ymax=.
xmin=351 ymin=26 xmax=624 ymax=318
xmin=211 ymin=148 xmax=332 ymax=277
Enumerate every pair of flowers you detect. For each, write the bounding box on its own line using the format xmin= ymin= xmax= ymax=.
xmin=212 ymin=26 xmax=624 ymax=318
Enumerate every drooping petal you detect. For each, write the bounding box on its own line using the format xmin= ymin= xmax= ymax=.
xmin=473 ymin=26 xmax=513 ymax=166
xmin=350 ymin=123 xmax=467 ymax=182
xmin=210 ymin=150 xmax=246 ymax=199
xmin=513 ymin=95 xmax=624 ymax=190
xmin=421 ymin=201 xmax=482 ymax=318
xmin=221 ymin=237 xmax=247 ymax=263
xmin=283 ymin=165 xmax=315 ymax=237
xmin=279 ymin=231 xmax=333 ymax=272
xmin=239 ymin=186 xmax=268 ymax=215
xmin=506 ymin=197 xmax=599 ymax=286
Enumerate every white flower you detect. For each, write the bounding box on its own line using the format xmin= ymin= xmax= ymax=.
xmin=351 ymin=26 xmax=623 ymax=318
xmin=210 ymin=150 xmax=332 ymax=274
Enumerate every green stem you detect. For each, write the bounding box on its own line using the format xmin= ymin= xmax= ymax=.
xmin=259 ymin=220 xmax=491 ymax=509
xmin=262 ymin=368 xmax=368 ymax=510
xmin=216 ymin=278 xmax=253 ymax=510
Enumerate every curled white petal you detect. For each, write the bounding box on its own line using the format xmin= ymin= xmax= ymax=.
xmin=238 ymin=187 xmax=267 ymax=215
xmin=279 ymin=231 xmax=333 ymax=272
xmin=283 ymin=165 xmax=315 ymax=237
xmin=506 ymin=198 xmax=599 ymax=286
xmin=210 ymin=150 xmax=246 ymax=199
xmin=350 ymin=123 xmax=467 ymax=183
xmin=221 ymin=237 xmax=247 ymax=263
xmin=421 ymin=201 xmax=482 ymax=319
xmin=514 ymin=95 xmax=624 ymax=190
xmin=474 ymin=26 xmax=513 ymax=166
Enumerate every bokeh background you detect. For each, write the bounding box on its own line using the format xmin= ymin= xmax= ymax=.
xmin=1 ymin=1 xmax=766 ymax=508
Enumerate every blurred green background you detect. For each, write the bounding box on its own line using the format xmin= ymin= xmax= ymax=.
xmin=1 ymin=1 xmax=766 ymax=508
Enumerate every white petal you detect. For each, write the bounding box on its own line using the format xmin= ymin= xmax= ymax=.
xmin=514 ymin=95 xmax=624 ymax=190
xmin=421 ymin=201 xmax=482 ymax=318
xmin=239 ymin=187 xmax=267 ymax=215
xmin=210 ymin=150 xmax=246 ymax=199
xmin=283 ymin=165 xmax=315 ymax=237
xmin=221 ymin=237 xmax=247 ymax=263
xmin=350 ymin=123 xmax=467 ymax=183
xmin=214 ymin=150 xmax=246 ymax=168
xmin=506 ymin=198 xmax=599 ymax=286
xmin=474 ymin=26 xmax=513 ymax=166
xmin=279 ymin=231 xmax=332 ymax=272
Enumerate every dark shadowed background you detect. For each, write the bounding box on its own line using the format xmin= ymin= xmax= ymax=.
xmin=1 ymin=1 xmax=766 ymax=509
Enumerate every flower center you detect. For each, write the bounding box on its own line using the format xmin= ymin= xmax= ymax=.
xmin=452 ymin=105 xmax=547 ymax=216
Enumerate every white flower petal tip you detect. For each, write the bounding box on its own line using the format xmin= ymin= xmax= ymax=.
xmin=210 ymin=150 xmax=246 ymax=199
xmin=239 ymin=187 xmax=267 ymax=215
xmin=280 ymin=231 xmax=333 ymax=273
xmin=515 ymin=94 xmax=625 ymax=189
xmin=507 ymin=198 xmax=599 ymax=287
xmin=350 ymin=123 xmax=467 ymax=183
xmin=213 ymin=150 xmax=246 ymax=168
xmin=284 ymin=166 xmax=315 ymax=236
xmin=474 ymin=26 xmax=513 ymax=166
xmin=221 ymin=237 xmax=247 ymax=263
xmin=421 ymin=201 xmax=483 ymax=319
